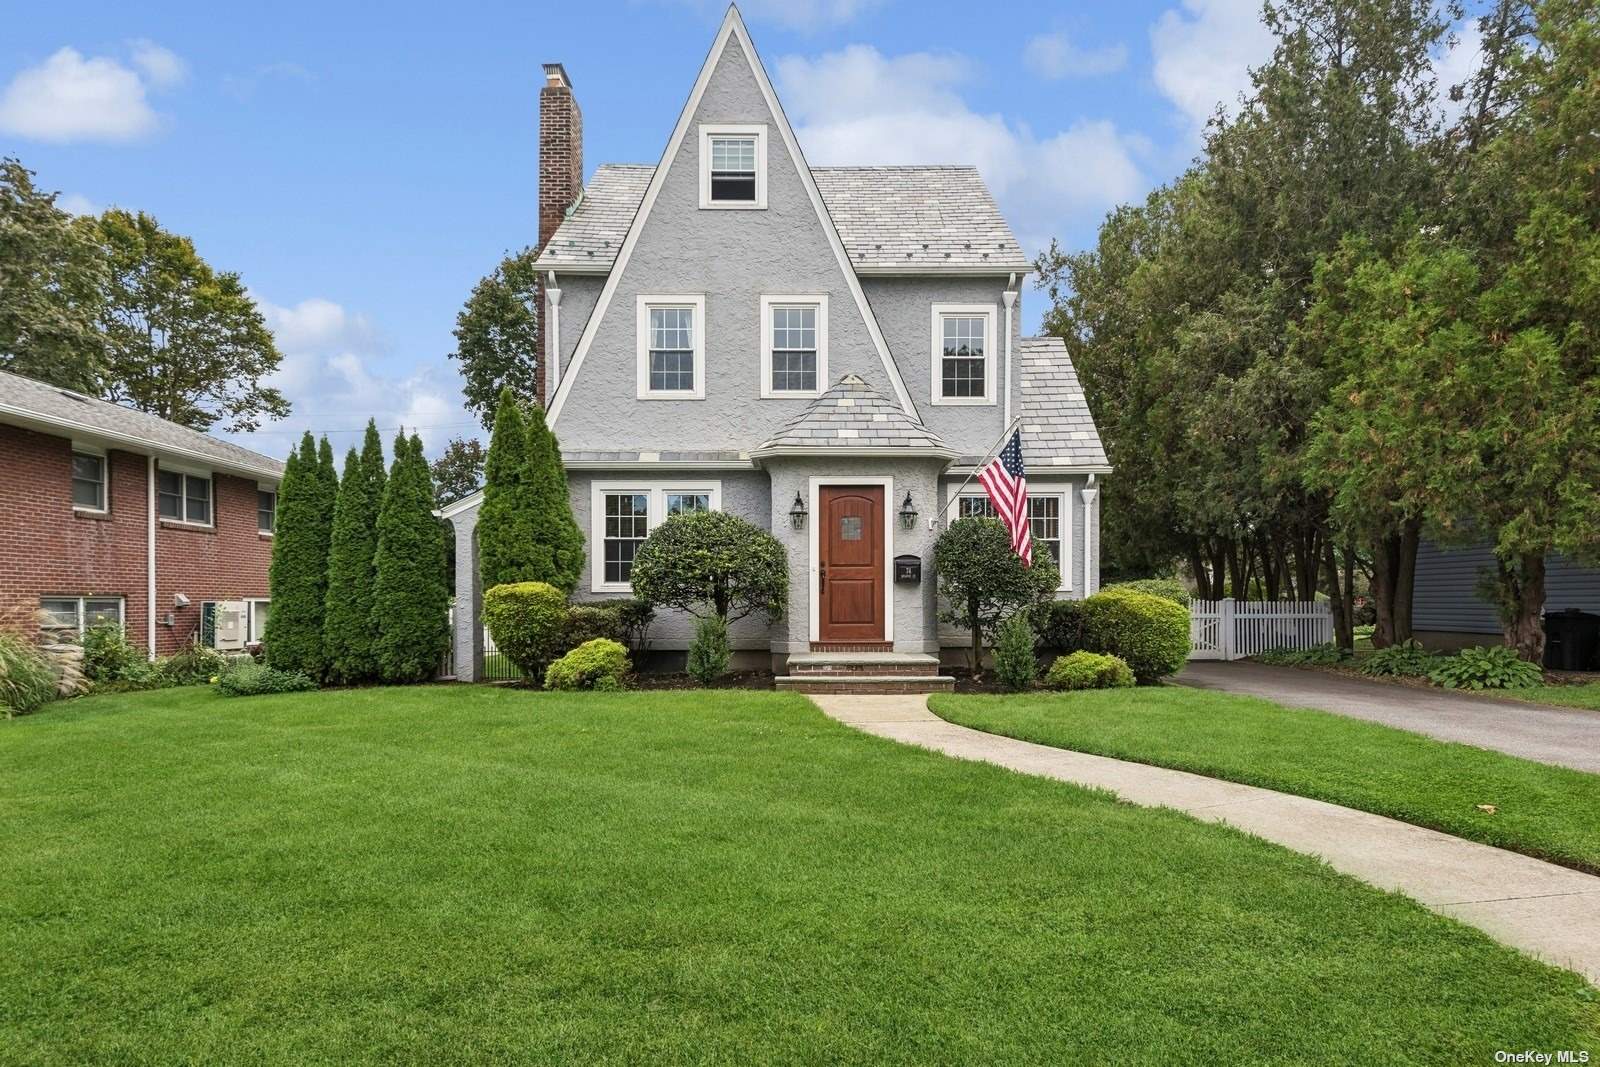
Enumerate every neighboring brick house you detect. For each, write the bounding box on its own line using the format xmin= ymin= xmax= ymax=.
xmin=443 ymin=8 xmax=1109 ymax=689
xmin=0 ymin=369 xmax=283 ymax=657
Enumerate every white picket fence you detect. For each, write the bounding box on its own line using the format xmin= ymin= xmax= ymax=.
xmin=1189 ymin=598 xmax=1333 ymax=661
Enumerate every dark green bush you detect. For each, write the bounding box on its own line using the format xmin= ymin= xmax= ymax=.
xmin=0 ymin=630 xmax=57 ymax=715
xmin=264 ymin=433 xmax=335 ymax=677
xmin=544 ymin=638 xmax=630 ymax=691
xmin=565 ymin=604 xmax=624 ymax=652
xmin=372 ymin=432 xmax=451 ymax=683
xmin=1427 ymin=645 xmax=1544 ymax=690
xmin=82 ymin=621 xmax=144 ymax=682
xmin=483 ymin=581 xmax=567 ymax=680
xmin=1044 ymin=651 xmax=1135 ymax=690
xmin=934 ymin=518 xmax=1060 ymax=672
xmin=631 ymin=511 xmax=788 ymax=623
xmin=992 ymin=614 xmax=1038 ymax=692
xmin=1036 ymin=599 xmax=1087 ymax=652
xmin=687 ymin=615 xmax=731 ymax=684
xmin=1257 ymin=644 xmax=1349 ymax=666
xmin=1080 ymin=588 xmax=1190 ymax=684
xmin=1358 ymin=640 xmax=1435 ymax=677
xmin=216 ymin=661 xmax=317 ymax=697
xmin=614 ymin=598 xmax=656 ymax=653
xmin=1102 ymin=578 xmax=1192 ymax=607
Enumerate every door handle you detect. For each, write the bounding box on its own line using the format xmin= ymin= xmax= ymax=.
xmin=819 ymin=564 xmax=826 ymax=593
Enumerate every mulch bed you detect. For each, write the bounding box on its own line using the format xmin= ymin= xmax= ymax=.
xmin=631 ymin=671 xmax=776 ymax=691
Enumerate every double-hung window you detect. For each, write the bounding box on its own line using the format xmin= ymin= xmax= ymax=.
xmin=931 ymin=304 xmax=997 ymax=405
xmin=761 ymin=295 xmax=828 ymax=397
xmin=957 ymin=496 xmax=997 ymax=520
xmin=40 ymin=596 xmax=125 ymax=635
xmin=158 ymin=468 xmax=212 ymax=525
xmin=700 ymin=125 xmax=766 ymax=208
xmin=71 ymin=450 xmax=107 ymax=512
xmin=257 ymin=489 xmax=277 ymax=534
xmin=591 ymin=482 xmax=723 ymax=592
xmin=636 ymin=295 xmax=706 ymax=399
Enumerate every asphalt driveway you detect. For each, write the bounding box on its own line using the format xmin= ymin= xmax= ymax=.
xmin=1178 ymin=661 xmax=1600 ymax=774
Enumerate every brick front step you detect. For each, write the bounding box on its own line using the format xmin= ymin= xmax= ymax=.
xmin=785 ymin=652 xmax=940 ymax=677
xmin=776 ymin=675 xmax=955 ymax=694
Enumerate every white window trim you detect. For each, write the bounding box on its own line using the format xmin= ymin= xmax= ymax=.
xmin=930 ymin=303 xmax=998 ymax=407
xmin=635 ymin=295 xmax=707 ymax=400
xmin=698 ymin=123 xmax=767 ymax=210
xmin=952 ymin=490 xmax=1073 ymax=591
xmin=589 ymin=480 xmax=723 ymax=593
xmin=759 ymin=294 xmax=829 ymax=398
xmin=70 ymin=445 xmax=109 ymax=515
xmin=256 ymin=487 xmax=277 ymax=536
xmin=157 ymin=467 xmax=215 ymax=528
xmin=246 ymin=598 xmax=271 ymax=643
xmin=40 ymin=595 xmax=126 ymax=635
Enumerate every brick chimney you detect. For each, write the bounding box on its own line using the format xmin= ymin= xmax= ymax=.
xmin=536 ymin=63 xmax=582 ymax=408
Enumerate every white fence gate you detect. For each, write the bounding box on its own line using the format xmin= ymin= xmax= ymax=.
xmin=1189 ymin=599 xmax=1333 ymax=661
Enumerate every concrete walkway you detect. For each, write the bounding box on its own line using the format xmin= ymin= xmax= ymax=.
xmin=1180 ymin=660 xmax=1600 ymax=774
xmin=810 ymin=694 xmax=1600 ymax=984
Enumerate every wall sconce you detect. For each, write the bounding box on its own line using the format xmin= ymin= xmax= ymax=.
xmin=789 ymin=492 xmax=808 ymax=529
xmin=898 ymin=492 xmax=918 ymax=530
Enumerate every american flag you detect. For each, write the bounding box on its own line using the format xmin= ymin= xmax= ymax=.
xmin=978 ymin=429 xmax=1031 ymax=566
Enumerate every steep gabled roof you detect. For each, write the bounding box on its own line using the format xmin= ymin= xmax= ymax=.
xmin=752 ymin=374 xmax=953 ymax=457
xmin=1014 ymin=336 xmax=1108 ymax=469
xmin=535 ymin=164 xmax=1030 ymax=275
xmin=0 ymin=369 xmax=285 ymax=480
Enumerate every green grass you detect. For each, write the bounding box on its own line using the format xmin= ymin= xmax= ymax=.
xmin=4 ymin=687 xmax=1597 ymax=1064
xmin=933 ymin=688 xmax=1600 ymax=874
xmin=1504 ymin=683 xmax=1600 ymax=711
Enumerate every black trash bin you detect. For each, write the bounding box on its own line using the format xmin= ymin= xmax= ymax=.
xmin=1544 ymin=609 xmax=1600 ymax=671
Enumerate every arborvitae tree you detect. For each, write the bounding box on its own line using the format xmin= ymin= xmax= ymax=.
xmin=524 ymin=403 xmax=584 ymax=594
xmin=264 ymin=432 xmax=333 ymax=676
xmin=316 ymin=435 xmax=338 ymax=508
xmin=477 ymin=387 xmax=541 ymax=589
xmin=322 ymin=422 xmax=385 ymax=684
xmin=372 ymin=432 xmax=450 ymax=682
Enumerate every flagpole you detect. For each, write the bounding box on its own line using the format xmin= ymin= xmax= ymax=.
xmin=940 ymin=415 xmax=1025 ymax=524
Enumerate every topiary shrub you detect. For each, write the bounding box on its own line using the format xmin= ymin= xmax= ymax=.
xmin=565 ymin=604 xmax=624 ymax=653
xmin=154 ymin=644 xmax=230 ymax=687
xmin=1102 ymin=578 xmax=1192 ymax=607
xmin=81 ymin=620 xmax=144 ymax=683
xmin=1427 ymin=645 xmax=1544 ymax=690
xmin=483 ymin=581 xmax=567 ymax=681
xmin=686 ymin=615 xmax=732 ymax=685
xmin=1045 ymin=651 xmax=1135 ymax=691
xmin=992 ymin=614 xmax=1038 ymax=692
xmin=0 ymin=629 xmax=58 ymax=716
xmin=1036 ymin=599 xmax=1087 ymax=652
xmin=544 ymin=638 xmax=630 ymax=691
xmin=630 ymin=511 xmax=787 ymax=624
xmin=1357 ymin=639 xmax=1435 ymax=677
xmin=216 ymin=661 xmax=318 ymax=697
xmin=1080 ymin=588 xmax=1189 ymax=685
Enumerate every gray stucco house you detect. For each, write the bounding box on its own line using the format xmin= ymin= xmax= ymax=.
xmin=443 ymin=6 xmax=1108 ymax=686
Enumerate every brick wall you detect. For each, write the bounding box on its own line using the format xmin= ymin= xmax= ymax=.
xmin=0 ymin=422 xmax=273 ymax=656
xmin=537 ymin=62 xmax=582 ymax=408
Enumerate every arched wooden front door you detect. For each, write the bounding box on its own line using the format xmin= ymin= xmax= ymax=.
xmin=818 ymin=486 xmax=884 ymax=643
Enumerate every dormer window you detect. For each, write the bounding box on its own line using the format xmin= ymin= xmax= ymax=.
xmin=699 ymin=124 xmax=766 ymax=209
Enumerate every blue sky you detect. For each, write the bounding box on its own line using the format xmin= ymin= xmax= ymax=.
xmin=2 ymin=0 xmax=1479 ymax=459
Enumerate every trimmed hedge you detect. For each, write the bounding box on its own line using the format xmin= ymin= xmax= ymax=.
xmin=1036 ymin=599 xmax=1086 ymax=653
xmin=1045 ymin=651 xmax=1135 ymax=690
xmin=544 ymin=638 xmax=630 ymax=691
xmin=484 ymin=581 xmax=567 ymax=680
xmin=565 ymin=604 xmax=624 ymax=652
xmin=1102 ymin=578 xmax=1192 ymax=607
xmin=1080 ymin=588 xmax=1190 ymax=684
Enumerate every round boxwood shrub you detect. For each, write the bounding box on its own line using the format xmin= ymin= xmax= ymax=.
xmin=484 ymin=581 xmax=567 ymax=680
xmin=1080 ymin=588 xmax=1190 ymax=684
xmin=1045 ymin=651 xmax=1134 ymax=690
xmin=544 ymin=638 xmax=630 ymax=691
xmin=630 ymin=511 xmax=787 ymax=623
xmin=1102 ymin=578 xmax=1191 ymax=607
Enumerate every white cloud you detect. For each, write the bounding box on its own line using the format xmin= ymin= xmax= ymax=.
xmin=776 ymin=45 xmax=1147 ymax=252
xmin=1023 ymin=32 xmax=1129 ymax=80
xmin=55 ymin=193 xmax=98 ymax=217
xmin=1150 ymin=0 xmax=1276 ymax=135
xmin=0 ymin=41 xmax=186 ymax=143
xmin=241 ymin=295 xmax=473 ymax=459
xmin=1432 ymin=19 xmax=1484 ymax=125
xmin=129 ymin=39 xmax=187 ymax=88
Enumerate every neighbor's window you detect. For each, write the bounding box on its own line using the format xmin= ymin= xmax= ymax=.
xmin=603 ymin=492 xmax=650 ymax=585
xmin=941 ymin=315 xmax=987 ymax=398
xmin=958 ymin=496 xmax=997 ymax=520
xmin=257 ymin=490 xmax=276 ymax=533
xmin=710 ymin=136 xmax=756 ymax=201
xmin=71 ymin=451 xmax=106 ymax=511
xmin=39 ymin=596 xmax=124 ymax=634
xmin=1029 ymin=496 xmax=1062 ymax=569
xmin=158 ymin=469 xmax=212 ymax=525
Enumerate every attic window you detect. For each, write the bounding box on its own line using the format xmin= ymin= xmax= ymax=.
xmin=699 ymin=125 xmax=766 ymax=209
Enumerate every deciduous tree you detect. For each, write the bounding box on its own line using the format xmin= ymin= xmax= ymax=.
xmin=449 ymin=248 xmax=540 ymax=429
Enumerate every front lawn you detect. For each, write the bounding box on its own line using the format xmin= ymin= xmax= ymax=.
xmin=4 ymin=687 xmax=1597 ymax=1063
xmin=1505 ymin=682 xmax=1600 ymax=711
xmin=933 ymin=688 xmax=1600 ymax=874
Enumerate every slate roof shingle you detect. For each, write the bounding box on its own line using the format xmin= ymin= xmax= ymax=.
xmin=754 ymin=375 xmax=954 ymax=455
xmin=0 ymin=369 xmax=285 ymax=478
xmin=534 ymin=164 xmax=1031 ymax=273
xmin=1010 ymin=336 xmax=1109 ymax=469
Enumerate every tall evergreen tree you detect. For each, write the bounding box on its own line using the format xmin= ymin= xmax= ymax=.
xmin=264 ymin=432 xmax=333 ymax=676
xmin=524 ymin=403 xmax=584 ymax=594
xmin=477 ymin=388 xmax=540 ymax=589
xmin=372 ymin=432 xmax=450 ymax=682
xmin=322 ymin=422 xmax=385 ymax=684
